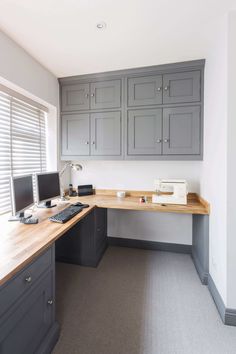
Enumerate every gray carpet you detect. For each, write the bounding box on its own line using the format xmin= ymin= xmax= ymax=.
xmin=52 ymin=246 xmax=236 ymax=354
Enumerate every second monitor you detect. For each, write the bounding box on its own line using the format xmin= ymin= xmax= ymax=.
xmin=36 ymin=172 xmax=61 ymax=208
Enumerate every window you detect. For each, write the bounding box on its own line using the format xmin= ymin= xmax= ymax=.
xmin=0 ymin=89 xmax=47 ymax=215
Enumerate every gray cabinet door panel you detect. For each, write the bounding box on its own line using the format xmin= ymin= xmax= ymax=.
xmin=90 ymin=80 xmax=121 ymax=109
xmin=128 ymin=109 xmax=162 ymax=155
xmin=91 ymin=112 xmax=121 ymax=156
xmin=0 ymin=271 xmax=53 ymax=354
xmin=62 ymin=114 xmax=90 ymax=155
xmin=62 ymin=84 xmax=89 ymax=111
xmin=163 ymin=71 xmax=200 ymax=104
xmin=128 ymin=75 xmax=162 ymax=106
xmin=163 ymin=106 xmax=201 ymax=155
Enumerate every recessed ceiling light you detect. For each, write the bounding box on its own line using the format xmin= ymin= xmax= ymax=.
xmin=96 ymin=22 xmax=107 ymax=30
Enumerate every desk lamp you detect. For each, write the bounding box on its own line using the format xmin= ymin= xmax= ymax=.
xmin=59 ymin=162 xmax=83 ymax=200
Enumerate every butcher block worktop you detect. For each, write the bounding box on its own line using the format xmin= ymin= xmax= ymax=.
xmin=0 ymin=190 xmax=209 ymax=286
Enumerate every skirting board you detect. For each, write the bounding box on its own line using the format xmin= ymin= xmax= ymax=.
xmin=108 ymin=237 xmax=192 ymax=254
xmin=208 ymin=275 xmax=236 ymax=326
xmin=191 ymin=249 xmax=209 ymax=285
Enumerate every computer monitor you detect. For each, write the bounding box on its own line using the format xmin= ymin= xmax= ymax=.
xmin=36 ymin=172 xmax=61 ymax=208
xmin=9 ymin=175 xmax=34 ymax=221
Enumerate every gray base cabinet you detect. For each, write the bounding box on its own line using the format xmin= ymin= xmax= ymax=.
xmin=0 ymin=246 xmax=59 ymax=354
xmin=60 ymin=60 xmax=204 ymax=160
xmin=55 ymin=208 xmax=108 ymax=267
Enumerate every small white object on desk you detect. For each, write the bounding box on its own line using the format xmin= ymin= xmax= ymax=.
xmin=117 ymin=191 xmax=126 ymax=198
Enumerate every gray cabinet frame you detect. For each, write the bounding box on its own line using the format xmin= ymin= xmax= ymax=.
xmin=59 ymin=59 xmax=205 ymax=161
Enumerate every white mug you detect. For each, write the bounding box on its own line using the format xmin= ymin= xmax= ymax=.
xmin=117 ymin=191 xmax=126 ymax=198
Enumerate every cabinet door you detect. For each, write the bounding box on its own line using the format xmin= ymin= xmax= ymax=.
xmin=62 ymin=113 xmax=90 ymax=155
xmin=128 ymin=109 xmax=162 ymax=155
xmin=0 ymin=272 xmax=53 ymax=354
xmin=163 ymin=106 xmax=201 ymax=155
xmin=56 ymin=209 xmax=107 ymax=267
xmin=90 ymin=80 xmax=121 ymax=109
xmin=163 ymin=71 xmax=200 ymax=104
xmin=95 ymin=208 xmax=107 ymax=255
xmin=128 ymin=75 xmax=162 ymax=106
xmin=61 ymin=84 xmax=89 ymax=111
xmin=91 ymin=112 xmax=121 ymax=156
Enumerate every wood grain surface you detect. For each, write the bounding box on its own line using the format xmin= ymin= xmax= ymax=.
xmin=0 ymin=190 xmax=209 ymax=286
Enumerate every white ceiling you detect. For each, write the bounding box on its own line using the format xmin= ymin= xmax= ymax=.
xmin=0 ymin=0 xmax=235 ymax=78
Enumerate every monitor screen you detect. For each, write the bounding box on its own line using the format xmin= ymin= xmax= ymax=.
xmin=36 ymin=172 xmax=61 ymax=203
xmin=12 ymin=175 xmax=34 ymax=214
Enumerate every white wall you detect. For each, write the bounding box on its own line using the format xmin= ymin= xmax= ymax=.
xmin=71 ymin=160 xmax=200 ymax=244
xmin=0 ymin=30 xmax=58 ymax=107
xmin=0 ymin=29 xmax=59 ymax=171
xmin=226 ymin=11 xmax=236 ymax=309
xmin=200 ymin=17 xmax=228 ymax=303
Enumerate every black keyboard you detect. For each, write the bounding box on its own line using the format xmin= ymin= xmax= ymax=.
xmin=49 ymin=205 xmax=83 ymax=223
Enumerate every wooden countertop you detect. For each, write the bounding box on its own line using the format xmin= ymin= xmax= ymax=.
xmin=0 ymin=190 xmax=209 ymax=287
xmin=78 ymin=190 xmax=210 ymax=215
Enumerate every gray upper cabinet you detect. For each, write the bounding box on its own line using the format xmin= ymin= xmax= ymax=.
xmin=163 ymin=71 xmax=201 ymax=104
xmin=128 ymin=75 xmax=162 ymax=106
xmin=128 ymin=109 xmax=162 ymax=155
xmin=62 ymin=113 xmax=90 ymax=156
xmin=163 ymin=106 xmax=201 ymax=155
xmin=91 ymin=112 xmax=121 ymax=156
xmin=90 ymin=80 xmax=121 ymax=110
xmin=60 ymin=60 xmax=204 ymax=160
xmin=61 ymin=84 xmax=89 ymax=111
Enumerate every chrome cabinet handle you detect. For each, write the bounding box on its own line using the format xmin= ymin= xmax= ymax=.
xmin=157 ymin=87 xmax=162 ymax=92
xmin=92 ymin=141 xmax=95 ymax=145
xmin=164 ymin=86 xmax=169 ymax=91
xmin=91 ymin=93 xmax=95 ymax=97
xmin=156 ymin=139 xmax=162 ymax=143
xmin=85 ymin=141 xmax=89 ymax=145
xmin=47 ymin=299 xmax=53 ymax=305
xmin=85 ymin=93 xmax=89 ymax=98
xmin=164 ymin=138 xmax=169 ymax=143
xmin=25 ymin=276 xmax=32 ymax=283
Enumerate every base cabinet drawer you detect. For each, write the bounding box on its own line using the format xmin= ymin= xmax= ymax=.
xmin=0 ymin=270 xmax=54 ymax=354
xmin=0 ymin=247 xmax=52 ymax=319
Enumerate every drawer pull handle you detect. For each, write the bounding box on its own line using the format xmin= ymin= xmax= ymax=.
xmin=156 ymin=139 xmax=162 ymax=143
xmin=91 ymin=93 xmax=95 ymax=97
xmin=47 ymin=300 xmax=53 ymax=305
xmin=157 ymin=87 xmax=162 ymax=92
xmin=164 ymin=138 xmax=169 ymax=143
xmin=164 ymin=86 xmax=169 ymax=91
xmin=25 ymin=276 xmax=32 ymax=283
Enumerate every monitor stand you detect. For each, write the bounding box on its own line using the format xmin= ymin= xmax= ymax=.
xmin=8 ymin=212 xmax=32 ymax=222
xmin=37 ymin=200 xmax=57 ymax=209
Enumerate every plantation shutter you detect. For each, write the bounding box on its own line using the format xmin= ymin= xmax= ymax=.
xmin=0 ymin=89 xmax=47 ymax=215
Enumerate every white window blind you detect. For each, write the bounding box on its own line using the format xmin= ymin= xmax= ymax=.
xmin=0 ymin=90 xmax=47 ymax=215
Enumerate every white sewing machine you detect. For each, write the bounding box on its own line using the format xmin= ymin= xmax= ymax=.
xmin=152 ymin=179 xmax=188 ymax=205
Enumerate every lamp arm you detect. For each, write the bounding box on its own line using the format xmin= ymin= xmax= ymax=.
xmin=59 ymin=162 xmax=71 ymax=177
